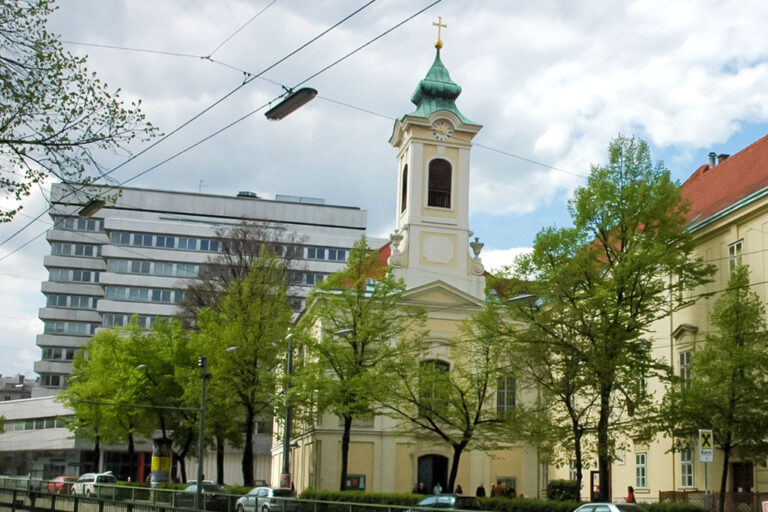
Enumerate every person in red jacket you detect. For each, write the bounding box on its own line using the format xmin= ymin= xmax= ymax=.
xmin=626 ymin=486 xmax=637 ymax=503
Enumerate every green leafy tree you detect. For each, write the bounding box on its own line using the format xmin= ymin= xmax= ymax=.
xmin=196 ymin=252 xmax=293 ymax=486
xmin=376 ymin=314 xmax=509 ymax=492
xmin=296 ymin=237 xmax=425 ymax=491
xmin=657 ymin=265 xmax=768 ymax=512
xmin=58 ymin=318 xmax=195 ymax=481
xmin=474 ymin=297 xmax=597 ymax=495
xmin=0 ymin=0 xmax=157 ymax=221
xmin=501 ymin=135 xmax=714 ymax=501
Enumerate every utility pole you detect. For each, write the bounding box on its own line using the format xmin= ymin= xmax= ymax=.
xmin=196 ymin=355 xmax=208 ymax=509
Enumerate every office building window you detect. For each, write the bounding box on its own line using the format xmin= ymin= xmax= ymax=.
xmin=156 ymin=235 xmax=175 ymax=248
xmin=681 ymin=449 xmax=694 ymax=488
xmin=328 ymin=248 xmax=346 ymax=261
xmin=729 ymin=240 xmax=743 ymax=273
xmin=569 ymin=460 xmax=579 ymax=481
xmin=307 ymin=247 xmax=326 ymax=260
xmin=636 ymin=452 xmax=647 ymax=488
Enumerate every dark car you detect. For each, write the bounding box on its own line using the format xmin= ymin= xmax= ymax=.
xmin=413 ymin=495 xmax=481 ymax=510
xmin=47 ymin=475 xmax=77 ymax=494
xmin=236 ymin=487 xmax=297 ymax=512
xmin=176 ymin=482 xmax=231 ymax=512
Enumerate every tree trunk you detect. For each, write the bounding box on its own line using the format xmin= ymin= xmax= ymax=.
xmin=216 ymin=436 xmax=225 ymax=485
xmin=127 ymin=432 xmax=136 ymax=481
xmin=242 ymin=407 xmax=255 ymax=486
xmin=340 ymin=415 xmax=352 ymax=491
xmin=447 ymin=442 xmax=467 ymax=492
xmin=177 ymin=433 xmax=193 ymax=483
xmin=597 ymin=385 xmax=612 ymax=502
xmin=719 ymin=441 xmax=732 ymax=512
xmin=93 ymin=435 xmax=101 ymax=473
xmin=573 ymin=429 xmax=584 ymax=499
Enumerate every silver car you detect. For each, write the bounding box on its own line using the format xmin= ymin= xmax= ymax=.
xmin=573 ymin=504 xmax=645 ymax=512
xmin=236 ymin=487 xmax=297 ymax=512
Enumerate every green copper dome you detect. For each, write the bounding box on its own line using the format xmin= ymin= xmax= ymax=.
xmin=408 ymin=50 xmax=477 ymax=125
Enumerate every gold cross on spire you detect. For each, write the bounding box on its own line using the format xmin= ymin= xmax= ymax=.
xmin=433 ymin=16 xmax=447 ymax=50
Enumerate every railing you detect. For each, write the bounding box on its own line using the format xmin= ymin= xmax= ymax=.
xmin=0 ymin=478 xmax=430 ymax=512
xmin=659 ymin=490 xmax=768 ymax=512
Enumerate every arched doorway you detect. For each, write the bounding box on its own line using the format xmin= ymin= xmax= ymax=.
xmin=418 ymin=454 xmax=448 ymax=491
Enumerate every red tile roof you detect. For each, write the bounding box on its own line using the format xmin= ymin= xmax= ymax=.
xmin=681 ymin=134 xmax=768 ymax=227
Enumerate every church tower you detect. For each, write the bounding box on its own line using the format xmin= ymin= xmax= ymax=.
xmin=388 ymin=21 xmax=486 ymax=299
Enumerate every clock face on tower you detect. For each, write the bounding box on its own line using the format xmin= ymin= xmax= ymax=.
xmin=431 ymin=120 xmax=453 ymax=141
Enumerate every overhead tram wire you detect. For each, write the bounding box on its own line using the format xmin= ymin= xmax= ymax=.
xmin=205 ymin=0 xmax=280 ymax=58
xmin=0 ymin=1 xmax=380 ymax=252
xmin=0 ymin=1 xmax=437 ymax=262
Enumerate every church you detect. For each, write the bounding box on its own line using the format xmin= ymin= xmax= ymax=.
xmin=270 ymin=24 xmax=544 ymax=497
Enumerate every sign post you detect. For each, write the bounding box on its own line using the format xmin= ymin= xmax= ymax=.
xmin=699 ymin=429 xmax=713 ymax=490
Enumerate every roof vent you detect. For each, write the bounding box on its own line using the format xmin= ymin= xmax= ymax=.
xmin=717 ymin=153 xmax=730 ymax=165
xmin=708 ymin=152 xmax=716 ymax=169
xmin=237 ymin=191 xmax=258 ymax=199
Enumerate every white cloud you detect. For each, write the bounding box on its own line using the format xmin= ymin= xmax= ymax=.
xmin=482 ymin=247 xmax=533 ymax=274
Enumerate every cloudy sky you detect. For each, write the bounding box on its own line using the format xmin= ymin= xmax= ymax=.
xmin=2 ymin=0 xmax=768 ymax=376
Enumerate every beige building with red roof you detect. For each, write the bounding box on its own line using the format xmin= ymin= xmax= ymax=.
xmin=588 ymin=135 xmax=768 ymax=503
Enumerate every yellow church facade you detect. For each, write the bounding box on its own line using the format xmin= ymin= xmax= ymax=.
xmin=270 ymin=35 xmax=545 ymax=497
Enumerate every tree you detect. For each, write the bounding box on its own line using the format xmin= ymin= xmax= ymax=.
xmin=657 ymin=265 xmax=768 ymax=512
xmin=474 ymin=296 xmax=597 ymax=495
xmin=501 ymin=135 xmax=714 ymax=501
xmin=179 ymin=221 xmax=305 ymax=327
xmin=195 ymin=252 xmax=293 ymax=486
xmin=0 ymin=0 xmax=156 ymax=221
xmin=58 ymin=318 xmax=195 ymax=481
xmin=377 ymin=313 xmax=509 ymax=492
xmin=296 ymin=237 xmax=425 ymax=491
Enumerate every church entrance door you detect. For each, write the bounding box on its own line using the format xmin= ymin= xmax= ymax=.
xmin=418 ymin=454 xmax=448 ymax=492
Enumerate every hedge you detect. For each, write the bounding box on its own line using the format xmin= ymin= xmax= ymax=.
xmin=547 ymin=481 xmax=580 ymax=502
xmin=300 ymin=489 xmax=422 ymax=506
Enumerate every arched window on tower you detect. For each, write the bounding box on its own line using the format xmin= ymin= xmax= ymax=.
xmin=428 ymin=159 xmax=451 ymax=208
xmin=401 ymin=164 xmax=408 ymax=213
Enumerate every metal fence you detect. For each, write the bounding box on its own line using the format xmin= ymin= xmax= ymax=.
xmin=659 ymin=490 xmax=768 ymax=512
xmin=0 ymin=478 xmax=419 ymax=512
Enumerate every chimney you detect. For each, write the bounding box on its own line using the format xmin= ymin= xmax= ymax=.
xmin=717 ymin=153 xmax=730 ymax=165
xmin=708 ymin=152 xmax=716 ymax=168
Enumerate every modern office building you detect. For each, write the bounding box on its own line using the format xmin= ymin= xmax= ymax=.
xmin=36 ymin=183 xmax=369 ymax=394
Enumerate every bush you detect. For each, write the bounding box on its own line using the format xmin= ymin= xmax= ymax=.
xmin=479 ymin=496 xmax=581 ymax=512
xmin=300 ymin=489 xmax=422 ymax=505
xmin=547 ymin=480 xmax=580 ymax=502
xmin=643 ymin=504 xmax=703 ymax=512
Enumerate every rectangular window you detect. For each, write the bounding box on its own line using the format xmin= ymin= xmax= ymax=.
xmin=72 ymin=270 xmax=92 ymax=282
xmin=47 ymin=294 xmax=68 ymax=308
xmin=153 ymin=262 xmax=174 ymax=276
xmin=108 ymin=259 xmax=129 ymax=273
xmin=49 ymin=268 xmax=69 ymax=281
xmin=103 ymin=314 xmax=125 ymax=327
xmin=306 ymin=273 xmax=324 ymax=285
xmin=497 ymin=376 xmax=516 ymax=415
xmin=307 ymin=247 xmax=326 ymax=260
xmin=328 ymin=248 xmax=347 ymax=261
xmin=51 ymin=242 xmax=72 ymax=256
xmin=131 ymin=260 xmax=151 ymax=274
xmin=681 ymin=448 xmax=694 ymax=488
xmin=74 ymin=244 xmax=95 ymax=257
xmin=106 ymin=286 xmax=127 ymax=300
xmin=65 ymin=348 xmax=76 ymax=360
xmin=110 ymin=232 xmax=131 ymax=245
xmin=636 ymin=452 xmax=647 ymax=489
xmin=155 ymin=235 xmax=175 ymax=248
xmin=729 ymin=240 xmax=743 ymax=273
xmin=176 ymin=264 xmax=197 ymax=277
xmin=680 ymin=350 xmax=692 ymax=385
xmin=178 ymin=237 xmax=197 ymax=250
xmin=129 ymin=288 xmax=149 ymax=302
xmin=569 ymin=460 xmax=579 ymax=482
xmin=132 ymin=233 xmax=153 ymax=247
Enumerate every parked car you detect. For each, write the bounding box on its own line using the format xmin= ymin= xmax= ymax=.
xmin=411 ymin=495 xmax=481 ymax=511
xmin=236 ymin=486 xmax=297 ymax=512
xmin=47 ymin=475 xmax=77 ymax=494
xmin=573 ymin=504 xmax=645 ymax=512
xmin=176 ymin=482 xmax=231 ymax=512
xmin=72 ymin=472 xmax=118 ymax=498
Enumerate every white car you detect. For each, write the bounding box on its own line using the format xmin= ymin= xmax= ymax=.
xmin=573 ymin=503 xmax=645 ymax=512
xmin=72 ymin=472 xmax=117 ymax=498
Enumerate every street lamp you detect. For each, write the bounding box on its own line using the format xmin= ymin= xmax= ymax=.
xmin=265 ymin=88 xmax=317 ymax=121
xmin=280 ymin=333 xmax=293 ymax=489
xmin=196 ymin=355 xmax=209 ymax=510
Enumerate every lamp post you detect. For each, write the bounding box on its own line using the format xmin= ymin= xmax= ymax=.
xmin=196 ymin=355 xmax=208 ymax=510
xmin=280 ymin=334 xmax=293 ymax=489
